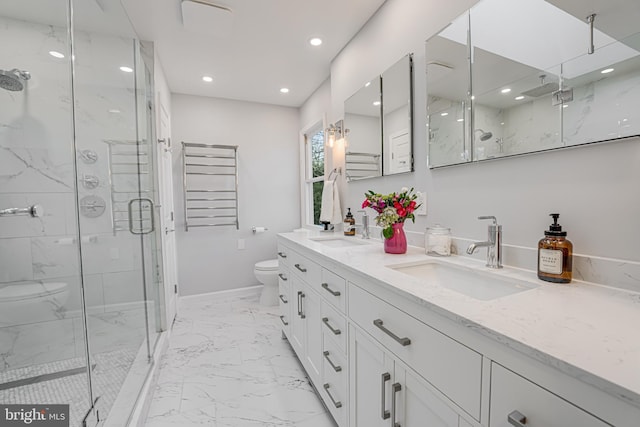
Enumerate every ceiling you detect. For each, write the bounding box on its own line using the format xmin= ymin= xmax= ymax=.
xmin=121 ymin=0 xmax=387 ymax=107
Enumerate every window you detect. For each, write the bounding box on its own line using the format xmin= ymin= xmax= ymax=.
xmin=304 ymin=125 xmax=325 ymax=226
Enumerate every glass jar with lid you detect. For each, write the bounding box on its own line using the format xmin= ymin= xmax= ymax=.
xmin=425 ymin=225 xmax=451 ymax=256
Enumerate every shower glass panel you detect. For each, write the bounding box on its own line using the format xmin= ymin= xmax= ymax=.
xmin=0 ymin=0 xmax=163 ymax=425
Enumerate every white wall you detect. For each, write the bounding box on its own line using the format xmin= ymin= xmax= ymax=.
xmin=309 ymin=0 xmax=640 ymax=279
xmin=171 ymin=94 xmax=300 ymax=296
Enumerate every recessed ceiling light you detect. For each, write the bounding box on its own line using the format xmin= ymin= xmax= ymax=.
xmin=202 ymin=76 xmax=213 ymax=83
xmin=108 ymin=109 xmax=121 ymax=114
xmin=49 ymin=51 xmax=65 ymax=59
xmin=373 ymin=101 xmax=381 ymax=106
xmin=563 ymin=104 xmax=568 ymax=108
xmin=501 ymin=88 xmax=511 ymax=94
xmin=515 ymin=96 xmax=525 ymax=100
xmin=457 ymin=118 xmax=464 ymax=122
xmin=471 ymin=96 xmax=475 ymax=100
xmin=120 ymin=66 xmax=133 ymax=73
xmin=280 ymin=87 xmax=289 ymax=94
xmin=309 ymin=37 xmax=322 ymax=47
xmin=601 ymin=68 xmax=614 ymax=74
xmin=441 ymin=112 xmax=449 ymax=116
xmin=365 ymin=82 xmax=371 ymax=87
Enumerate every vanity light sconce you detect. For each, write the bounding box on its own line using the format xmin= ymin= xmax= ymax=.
xmin=325 ymin=120 xmax=350 ymax=148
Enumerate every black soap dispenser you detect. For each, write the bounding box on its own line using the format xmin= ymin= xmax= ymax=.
xmin=537 ymin=213 xmax=573 ymax=283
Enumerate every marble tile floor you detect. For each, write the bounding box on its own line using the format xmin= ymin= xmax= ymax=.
xmin=144 ymin=291 xmax=337 ymax=427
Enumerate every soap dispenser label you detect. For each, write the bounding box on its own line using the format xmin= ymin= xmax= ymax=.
xmin=539 ymin=249 xmax=563 ymax=274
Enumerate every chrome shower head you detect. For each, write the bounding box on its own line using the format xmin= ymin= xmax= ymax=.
xmin=0 ymin=69 xmax=31 ymax=92
xmin=474 ymin=129 xmax=493 ymax=141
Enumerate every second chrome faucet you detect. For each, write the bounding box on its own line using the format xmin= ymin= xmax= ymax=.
xmin=467 ymin=216 xmax=502 ymax=268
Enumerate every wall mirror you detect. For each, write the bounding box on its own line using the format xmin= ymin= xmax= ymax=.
xmin=344 ymin=76 xmax=382 ymax=181
xmin=426 ymin=0 xmax=640 ymax=168
xmin=382 ymin=54 xmax=413 ymax=175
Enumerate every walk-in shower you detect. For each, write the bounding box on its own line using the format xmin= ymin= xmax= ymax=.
xmin=0 ymin=68 xmax=31 ymax=91
xmin=0 ymin=1 xmax=165 ymax=426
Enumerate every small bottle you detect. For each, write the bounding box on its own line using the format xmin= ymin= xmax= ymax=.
xmin=344 ymin=208 xmax=356 ymax=236
xmin=538 ymin=213 xmax=573 ymax=283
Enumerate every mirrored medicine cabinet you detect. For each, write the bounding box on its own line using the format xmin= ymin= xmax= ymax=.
xmin=426 ymin=0 xmax=640 ymax=168
xmin=345 ymin=54 xmax=414 ymax=181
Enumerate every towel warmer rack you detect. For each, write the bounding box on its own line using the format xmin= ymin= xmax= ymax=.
xmin=345 ymin=151 xmax=381 ymax=181
xmin=182 ymin=142 xmax=239 ymax=231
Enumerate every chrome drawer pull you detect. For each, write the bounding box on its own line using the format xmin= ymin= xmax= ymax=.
xmin=373 ymin=319 xmax=411 ymax=346
xmin=381 ymin=372 xmax=391 ymax=420
xmin=323 ymin=351 xmax=342 ymax=372
xmin=321 ymin=282 xmax=341 ymax=296
xmin=508 ymin=410 xmax=527 ymax=427
xmin=294 ymin=263 xmax=307 ymax=273
xmin=278 ymin=273 xmax=288 ymax=281
xmin=323 ymin=383 xmax=342 ymax=409
xmin=391 ymin=382 xmax=401 ymax=427
xmin=322 ymin=317 xmax=341 ymax=335
xmin=279 ymin=294 xmax=288 ymax=304
xmin=279 ymin=315 xmax=288 ymax=326
xmin=278 ymin=251 xmax=287 ymax=258
xmin=298 ymin=292 xmax=306 ymax=319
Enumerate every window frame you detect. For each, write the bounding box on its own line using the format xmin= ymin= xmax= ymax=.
xmin=301 ymin=121 xmax=326 ymax=228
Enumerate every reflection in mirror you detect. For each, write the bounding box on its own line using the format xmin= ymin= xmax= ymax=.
xmin=344 ymin=76 xmax=382 ymax=181
xmin=426 ymin=13 xmax=471 ymax=167
xmin=382 ymin=54 xmax=413 ymax=175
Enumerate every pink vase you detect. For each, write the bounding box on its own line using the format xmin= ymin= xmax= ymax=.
xmin=384 ymin=223 xmax=407 ymax=254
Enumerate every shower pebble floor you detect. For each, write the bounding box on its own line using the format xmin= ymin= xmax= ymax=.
xmin=144 ymin=290 xmax=337 ymax=427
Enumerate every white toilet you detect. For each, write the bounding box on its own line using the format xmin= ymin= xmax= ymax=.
xmin=254 ymin=259 xmax=279 ymax=306
xmin=0 ymin=282 xmax=69 ymax=325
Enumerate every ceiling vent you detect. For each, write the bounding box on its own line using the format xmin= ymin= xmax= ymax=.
xmin=181 ymin=0 xmax=233 ymax=38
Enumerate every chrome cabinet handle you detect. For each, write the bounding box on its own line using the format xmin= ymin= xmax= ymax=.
xmin=278 ymin=251 xmax=287 ymax=258
xmin=322 ymin=317 xmax=341 ymax=335
xmin=297 ymin=291 xmax=302 ymax=317
xmin=321 ymin=282 xmax=341 ymax=296
xmin=323 ymin=383 xmax=342 ymax=409
xmin=508 ymin=410 xmax=527 ymax=427
xmin=381 ymin=372 xmax=391 ymax=420
xmin=294 ymin=263 xmax=307 ymax=273
xmin=278 ymin=273 xmax=288 ymax=281
xmin=373 ymin=319 xmax=411 ymax=346
xmin=279 ymin=294 xmax=288 ymax=304
xmin=279 ymin=315 xmax=288 ymax=326
xmin=323 ymin=351 xmax=342 ymax=372
xmin=298 ymin=292 xmax=305 ymax=319
xmin=391 ymin=382 xmax=401 ymax=427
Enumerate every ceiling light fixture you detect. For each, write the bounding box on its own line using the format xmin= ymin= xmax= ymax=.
xmin=202 ymin=76 xmax=213 ymax=82
xmin=373 ymin=101 xmax=381 ymax=106
xmin=49 ymin=51 xmax=65 ymax=59
xmin=515 ymin=96 xmax=525 ymax=100
xmin=457 ymin=118 xmax=464 ymax=122
xmin=280 ymin=87 xmax=290 ymax=94
xmin=365 ymin=82 xmax=371 ymax=87
xmin=441 ymin=112 xmax=449 ymax=116
xmin=501 ymin=88 xmax=511 ymax=94
xmin=309 ymin=37 xmax=322 ymax=47
xmin=601 ymin=68 xmax=614 ymax=74
xmin=120 ymin=66 xmax=133 ymax=73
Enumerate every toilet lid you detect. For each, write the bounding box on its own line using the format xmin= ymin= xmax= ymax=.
xmin=255 ymin=259 xmax=278 ymax=271
xmin=0 ymin=282 xmax=67 ymax=303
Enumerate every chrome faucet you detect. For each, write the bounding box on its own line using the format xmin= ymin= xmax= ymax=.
xmin=467 ymin=216 xmax=502 ymax=268
xmin=357 ymin=210 xmax=370 ymax=239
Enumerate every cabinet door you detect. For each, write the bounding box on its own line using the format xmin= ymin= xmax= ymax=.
xmin=350 ymin=327 xmax=394 ymax=427
xmin=394 ymin=362 xmax=459 ymax=427
xmin=289 ymin=276 xmax=305 ymax=357
xmin=303 ymin=285 xmax=322 ymax=386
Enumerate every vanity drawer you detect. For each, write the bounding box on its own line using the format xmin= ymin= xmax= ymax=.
xmin=349 ymin=282 xmax=482 ymax=419
xmin=320 ymin=268 xmax=346 ymax=313
xmin=288 ymin=249 xmax=321 ymax=286
xmin=322 ymin=335 xmax=348 ymax=427
xmin=490 ymin=363 xmax=609 ymax=427
xmin=277 ymin=243 xmax=291 ymax=267
xmin=321 ymin=301 xmax=347 ymax=354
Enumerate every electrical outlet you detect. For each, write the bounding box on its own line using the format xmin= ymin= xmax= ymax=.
xmin=237 ymin=239 xmax=245 ymax=250
xmin=416 ymin=191 xmax=427 ymax=216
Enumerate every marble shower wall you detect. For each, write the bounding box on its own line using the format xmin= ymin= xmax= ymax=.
xmin=0 ymin=14 xmax=147 ymax=371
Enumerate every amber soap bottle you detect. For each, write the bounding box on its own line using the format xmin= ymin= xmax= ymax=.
xmin=344 ymin=208 xmax=356 ymax=236
xmin=537 ymin=213 xmax=573 ymax=283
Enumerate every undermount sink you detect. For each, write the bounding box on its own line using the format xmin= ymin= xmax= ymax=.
xmin=387 ymin=260 xmax=539 ymax=301
xmin=309 ymin=236 xmax=370 ymax=248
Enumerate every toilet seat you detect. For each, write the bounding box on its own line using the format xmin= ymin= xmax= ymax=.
xmin=254 ymin=259 xmax=278 ymax=271
xmin=0 ymin=282 xmax=67 ymax=303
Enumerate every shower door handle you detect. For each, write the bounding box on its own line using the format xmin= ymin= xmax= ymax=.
xmin=128 ymin=198 xmax=155 ymax=235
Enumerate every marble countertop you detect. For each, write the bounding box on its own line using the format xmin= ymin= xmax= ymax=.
xmin=279 ymin=230 xmax=640 ymax=409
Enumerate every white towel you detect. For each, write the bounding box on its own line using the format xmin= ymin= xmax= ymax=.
xmin=319 ymin=180 xmax=342 ymax=224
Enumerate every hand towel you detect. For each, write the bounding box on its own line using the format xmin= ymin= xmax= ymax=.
xmin=319 ymin=180 xmax=342 ymax=224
